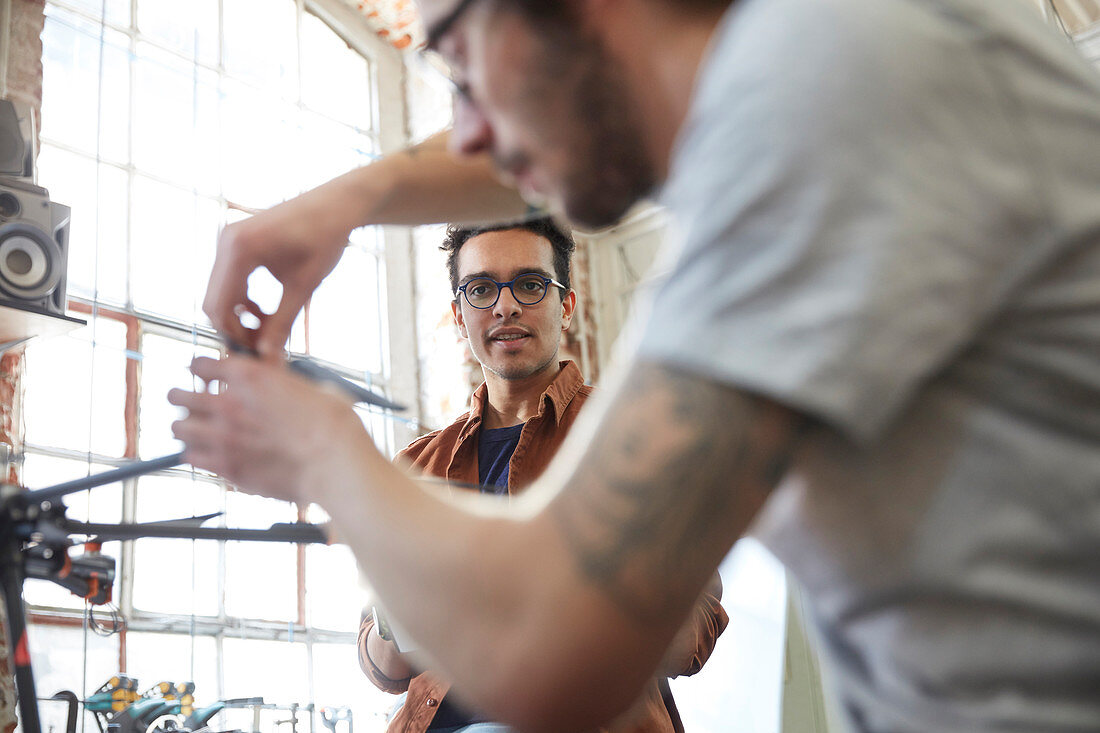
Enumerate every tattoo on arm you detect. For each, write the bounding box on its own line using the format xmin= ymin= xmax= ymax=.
xmin=551 ymin=363 xmax=809 ymax=624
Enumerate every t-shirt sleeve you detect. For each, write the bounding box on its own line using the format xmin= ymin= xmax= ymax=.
xmin=637 ymin=0 xmax=1041 ymax=443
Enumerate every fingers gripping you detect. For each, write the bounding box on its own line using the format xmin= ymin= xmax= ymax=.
xmin=258 ymin=287 xmax=308 ymax=359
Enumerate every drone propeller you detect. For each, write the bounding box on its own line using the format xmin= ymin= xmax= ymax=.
xmin=82 ymin=512 xmax=223 ymax=543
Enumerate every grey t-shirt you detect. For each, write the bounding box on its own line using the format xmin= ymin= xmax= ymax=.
xmin=637 ymin=0 xmax=1100 ymax=730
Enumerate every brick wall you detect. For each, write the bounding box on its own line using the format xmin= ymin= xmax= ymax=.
xmin=0 ymin=2 xmax=45 ymax=731
xmin=4 ymin=0 xmax=45 ymax=112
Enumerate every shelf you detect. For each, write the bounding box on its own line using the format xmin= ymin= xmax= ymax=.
xmin=0 ymin=301 xmax=86 ymax=346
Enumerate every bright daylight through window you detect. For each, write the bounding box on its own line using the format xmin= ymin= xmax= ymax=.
xmin=22 ymin=1 xmax=399 ymax=730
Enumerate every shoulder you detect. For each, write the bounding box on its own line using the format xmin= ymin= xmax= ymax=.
xmin=551 ymin=361 xmax=595 ymax=413
xmin=396 ymin=412 xmax=471 ymax=468
xmin=558 ymin=383 xmax=595 ymax=428
xmin=683 ymin=0 xmax=960 ymax=167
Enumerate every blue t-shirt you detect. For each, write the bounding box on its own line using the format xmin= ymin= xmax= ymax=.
xmin=425 ymin=423 xmax=524 ymax=730
xmin=477 ymin=423 xmax=524 ymax=494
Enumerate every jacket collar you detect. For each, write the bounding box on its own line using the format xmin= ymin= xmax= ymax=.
xmin=459 ymin=360 xmax=585 ymax=440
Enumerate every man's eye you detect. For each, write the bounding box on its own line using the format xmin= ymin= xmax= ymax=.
xmin=468 ymin=283 xmax=492 ymax=297
xmin=518 ymin=277 xmax=545 ymax=292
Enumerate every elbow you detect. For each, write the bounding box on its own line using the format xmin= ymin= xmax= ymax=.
xmin=447 ymin=521 xmax=667 ymax=732
xmin=470 ymin=614 xmax=659 ymax=733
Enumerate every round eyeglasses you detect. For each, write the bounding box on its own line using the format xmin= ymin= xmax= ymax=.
xmin=455 ymin=273 xmax=567 ymax=309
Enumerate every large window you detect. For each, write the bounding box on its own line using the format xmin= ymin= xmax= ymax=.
xmin=24 ymin=1 xmax=398 ymax=731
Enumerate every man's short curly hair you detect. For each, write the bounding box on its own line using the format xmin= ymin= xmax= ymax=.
xmin=441 ymin=217 xmax=576 ymax=297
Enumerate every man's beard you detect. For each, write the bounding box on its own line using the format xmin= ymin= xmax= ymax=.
xmin=518 ymin=25 xmax=658 ymax=230
xmin=485 ymin=349 xmax=559 ymax=381
xmin=561 ymin=58 xmax=657 ymax=229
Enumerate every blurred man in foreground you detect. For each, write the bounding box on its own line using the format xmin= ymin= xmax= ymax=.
xmin=172 ymin=1 xmax=1100 ymax=731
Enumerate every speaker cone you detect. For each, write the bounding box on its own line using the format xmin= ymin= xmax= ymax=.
xmin=0 ymin=223 xmax=63 ymax=300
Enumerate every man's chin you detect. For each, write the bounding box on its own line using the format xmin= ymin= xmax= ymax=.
xmin=491 ymin=365 xmax=541 ymax=381
xmin=486 ymin=355 xmax=559 ymax=382
xmin=562 ymin=188 xmax=644 ymax=231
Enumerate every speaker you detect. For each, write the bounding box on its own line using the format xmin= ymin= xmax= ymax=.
xmin=0 ymin=176 xmax=70 ymax=317
xmin=0 ymin=100 xmax=34 ymax=178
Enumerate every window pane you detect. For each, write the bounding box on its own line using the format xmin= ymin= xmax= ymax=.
xmin=193 ymin=68 xmax=223 ymax=198
xmin=138 ymin=333 xmax=220 ymax=458
xmin=223 ymin=0 xmax=298 ymax=98
xmin=306 ymin=544 xmax=367 ymax=631
xmin=223 ymin=492 xmax=297 ymax=621
xmin=307 ymin=247 xmax=381 ymax=373
xmin=297 ymin=111 xmax=377 ymax=193
xmin=405 ymin=66 xmax=453 ymax=144
xmin=132 ymin=474 xmax=223 ymax=616
xmin=349 ymin=225 xmax=382 ymax=255
xmin=136 ymin=474 xmax=223 ymax=524
xmin=414 ymin=225 xmax=471 ymax=429
xmin=126 ymin=632 xmax=218 ymax=695
xmin=24 ymin=319 xmax=128 ymax=457
xmin=41 ymin=8 xmax=130 ymax=162
xmin=220 ymin=80 xmax=302 ymax=208
xmin=221 ymin=639 xmax=307 ymax=703
xmin=27 ymin=624 xmax=119 ymax=733
xmin=130 ymin=177 xmax=221 ymax=322
xmin=300 ymin=13 xmax=372 ymax=129
xmin=22 ymin=454 xmax=123 ymax=523
xmin=312 ymin=642 xmax=397 ymax=731
xmin=36 ymin=146 xmax=129 ymax=305
xmin=29 ymin=1 xmax=396 ymax=695
xmin=358 ymin=405 xmax=396 ymax=459
xmin=132 ymin=43 xmax=199 ymax=186
xmin=48 ymin=0 xmax=130 ymax=25
xmin=137 ymin=0 xmax=219 ymax=65
xmin=669 ymin=539 xmax=787 ymax=733
xmin=131 ymin=537 xmax=221 ymax=616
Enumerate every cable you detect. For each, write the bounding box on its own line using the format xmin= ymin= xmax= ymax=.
xmin=86 ymin=602 xmax=124 ymax=637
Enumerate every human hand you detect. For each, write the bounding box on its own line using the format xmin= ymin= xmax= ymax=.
xmin=659 ymin=572 xmax=725 ymax=678
xmin=168 ymin=355 xmax=364 ymax=504
xmin=204 ymin=186 xmax=357 ymax=360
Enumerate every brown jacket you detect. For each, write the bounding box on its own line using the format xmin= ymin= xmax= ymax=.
xmin=359 ymin=361 xmax=728 ymax=733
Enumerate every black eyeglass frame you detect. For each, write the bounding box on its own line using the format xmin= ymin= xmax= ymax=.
xmin=454 ymin=273 xmax=568 ymax=310
xmin=425 ymin=0 xmax=484 ymax=49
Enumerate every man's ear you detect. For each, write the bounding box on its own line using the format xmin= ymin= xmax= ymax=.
xmin=452 ymin=300 xmax=469 ymax=339
xmin=560 ymin=289 xmax=577 ymax=331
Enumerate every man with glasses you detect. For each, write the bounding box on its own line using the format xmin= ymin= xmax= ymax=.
xmin=177 ymin=0 xmax=1100 ymax=731
xmin=357 ymin=218 xmax=726 ymax=733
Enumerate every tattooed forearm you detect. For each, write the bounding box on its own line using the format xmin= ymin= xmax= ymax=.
xmin=551 ymin=362 xmax=809 ymax=624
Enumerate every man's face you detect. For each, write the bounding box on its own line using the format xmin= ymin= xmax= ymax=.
xmin=420 ymin=0 xmax=656 ymax=229
xmin=451 ymin=229 xmax=576 ymax=382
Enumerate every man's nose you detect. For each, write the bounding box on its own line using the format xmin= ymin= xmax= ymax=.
xmin=449 ymin=95 xmax=493 ymax=157
xmin=492 ymin=285 xmax=523 ymax=318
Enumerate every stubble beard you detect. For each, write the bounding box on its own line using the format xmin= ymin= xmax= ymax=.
xmin=485 ymin=346 xmax=560 ymax=382
xmin=564 ymin=70 xmax=656 ymax=229
xmin=520 ymin=22 xmax=657 ymax=230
